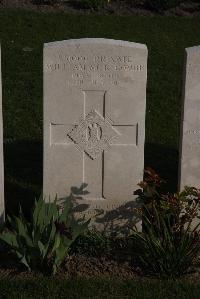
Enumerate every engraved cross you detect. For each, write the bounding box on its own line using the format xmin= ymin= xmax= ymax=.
xmin=51 ymin=90 xmax=138 ymax=200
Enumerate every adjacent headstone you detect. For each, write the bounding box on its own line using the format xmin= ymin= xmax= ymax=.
xmin=179 ymin=46 xmax=200 ymax=190
xmin=0 ymin=46 xmax=4 ymax=222
xmin=43 ymin=38 xmax=147 ymax=233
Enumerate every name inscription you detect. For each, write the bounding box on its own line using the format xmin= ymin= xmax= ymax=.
xmin=45 ymin=54 xmax=145 ymax=86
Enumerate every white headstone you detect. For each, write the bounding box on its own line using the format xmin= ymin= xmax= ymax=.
xmin=179 ymin=46 xmax=200 ymax=190
xmin=43 ymin=38 xmax=147 ymax=233
xmin=0 ymin=46 xmax=4 ymax=222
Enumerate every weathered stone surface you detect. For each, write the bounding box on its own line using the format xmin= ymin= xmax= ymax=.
xmin=43 ymin=38 xmax=147 ymax=234
xmin=0 ymin=46 xmax=4 ymax=222
xmin=179 ymin=46 xmax=200 ymax=190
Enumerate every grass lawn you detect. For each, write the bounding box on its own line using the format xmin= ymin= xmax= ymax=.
xmin=0 ymin=10 xmax=200 ymax=213
xmin=0 ymin=277 xmax=199 ymax=299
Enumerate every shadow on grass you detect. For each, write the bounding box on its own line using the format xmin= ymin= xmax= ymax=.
xmin=4 ymin=139 xmax=42 ymax=219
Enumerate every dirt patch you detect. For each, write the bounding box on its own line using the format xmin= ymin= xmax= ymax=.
xmin=0 ymin=254 xmax=139 ymax=280
xmin=0 ymin=0 xmax=200 ymax=16
xmin=0 ymin=254 xmax=199 ymax=282
xmin=60 ymin=255 xmax=138 ymax=279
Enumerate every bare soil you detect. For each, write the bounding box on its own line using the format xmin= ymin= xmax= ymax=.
xmin=0 ymin=254 xmax=140 ymax=280
xmin=0 ymin=253 xmax=199 ymax=282
xmin=0 ymin=0 xmax=200 ymax=16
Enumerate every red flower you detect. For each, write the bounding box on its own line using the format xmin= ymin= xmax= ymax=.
xmin=54 ymin=221 xmax=73 ymax=239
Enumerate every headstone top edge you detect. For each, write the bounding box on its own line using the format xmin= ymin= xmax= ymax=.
xmin=44 ymin=38 xmax=147 ymax=51
xmin=185 ymin=45 xmax=200 ymax=55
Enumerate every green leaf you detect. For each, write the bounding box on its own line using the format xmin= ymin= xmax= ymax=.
xmin=0 ymin=232 xmax=18 ymax=247
xmin=59 ymin=199 xmax=73 ymax=222
xmin=14 ymin=216 xmax=33 ymax=248
xmin=38 ymin=241 xmax=46 ymax=258
xmin=33 ymin=197 xmax=44 ymax=227
xmin=53 ymin=242 xmax=67 ymax=274
xmin=20 ymin=255 xmax=31 ymax=271
xmin=52 ymin=234 xmax=61 ymax=252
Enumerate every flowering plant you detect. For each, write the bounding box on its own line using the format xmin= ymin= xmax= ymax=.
xmin=132 ymin=168 xmax=200 ymax=278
